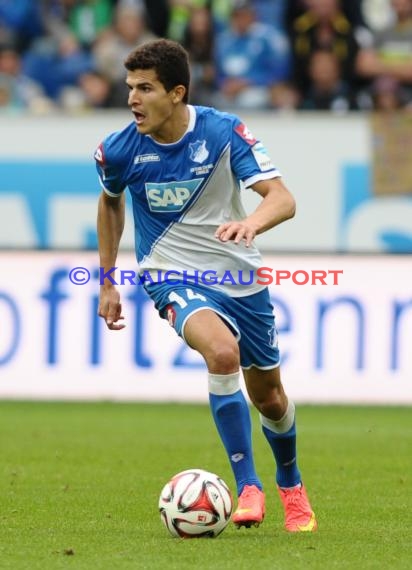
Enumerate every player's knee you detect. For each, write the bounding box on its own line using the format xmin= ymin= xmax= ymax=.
xmin=252 ymin=389 xmax=286 ymax=419
xmin=205 ymin=343 xmax=239 ymax=374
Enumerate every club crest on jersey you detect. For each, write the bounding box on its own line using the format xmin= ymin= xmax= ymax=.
xmin=145 ymin=178 xmax=204 ymax=212
xmin=234 ymin=123 xmax=257 ymax=145
xmin=189 ymin=140 xmax=209 ymax=163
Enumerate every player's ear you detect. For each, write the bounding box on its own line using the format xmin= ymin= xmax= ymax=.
xmin=171 ymin=85 xmax=186 ymax=104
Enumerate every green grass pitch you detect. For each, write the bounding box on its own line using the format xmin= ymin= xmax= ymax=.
xmin=0 ymin=402 xmax=411 ymax=570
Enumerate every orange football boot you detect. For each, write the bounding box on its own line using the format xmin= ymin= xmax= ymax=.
xmin=277 ymin=483 xmax=317 ymax=532
xmin=232 ymin=485 xmax=265 ymax=528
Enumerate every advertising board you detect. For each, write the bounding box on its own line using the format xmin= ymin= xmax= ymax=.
xmin=1 ymin=252 xmax=410 ymax=404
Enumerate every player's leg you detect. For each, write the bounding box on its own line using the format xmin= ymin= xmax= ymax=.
xmin=242 ymin=366 xmax=300 ymax=487
xmin=229 ymin=288 xmax=316 ymax=531
xmin=146 ymin=282 xmax=265 ymax=527
xmin=183 ymin=309 xmax=263 ymax=508
xmin=243 ymin=366 xmax=317 ymax=532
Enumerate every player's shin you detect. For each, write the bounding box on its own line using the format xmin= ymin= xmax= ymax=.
xmin=208 ymin=372 xmax=262 ymax=495
xmin=260 ymin=400 xmax=301 ymax=488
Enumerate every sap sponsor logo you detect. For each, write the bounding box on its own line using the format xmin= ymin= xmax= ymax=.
xmin=145 ymin=179 xmax=203 ymax=212
xmin=189 ymin=140 xmax=209 ymax=163
xmin=342 ymin=165 xmax=412 ymax=252
xmin=252 ymin=142 xmax=275 ymax=172
xmin=134 ymin=153 xmax=160 ymax=164
xmin=234 ymin=123 xmax=257 ymax=145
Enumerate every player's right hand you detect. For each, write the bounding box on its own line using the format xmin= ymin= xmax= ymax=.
xmin=98 ymin=286 xmax=126 ymax=330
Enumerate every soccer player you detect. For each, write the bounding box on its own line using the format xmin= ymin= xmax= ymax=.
xmin=95 ymin=39 xmax=317 ymax=532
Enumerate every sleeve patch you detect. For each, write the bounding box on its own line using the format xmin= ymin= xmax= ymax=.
xmin=94 ymin=142 xmax=105 ymax=166
xmin=234 ymin=123 xmax=257 ymax=145
xmin=252 ymin=142 xmax=275 ymax=172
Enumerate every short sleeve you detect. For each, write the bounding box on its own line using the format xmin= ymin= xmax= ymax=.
xmin=230 ymin=118 xmax=281 ymax=188
xmin=94 ymin=141 xmax=125 ymax=197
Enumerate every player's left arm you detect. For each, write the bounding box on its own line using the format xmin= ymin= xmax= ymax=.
xmin=215 ymin=177 xmax=295 ymax=247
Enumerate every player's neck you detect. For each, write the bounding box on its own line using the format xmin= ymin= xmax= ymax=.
xmin=151 ymin=104 xmax=190 ymax=144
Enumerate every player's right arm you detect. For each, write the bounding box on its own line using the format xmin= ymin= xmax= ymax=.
xmin=97 ymin=191 xmax=126 ymax=330
xmin=95 ymin=137 xmax=127 ymax=330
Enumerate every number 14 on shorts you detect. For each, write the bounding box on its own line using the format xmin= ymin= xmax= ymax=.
xmin=168 ymin=288 xmax=207 ymax=308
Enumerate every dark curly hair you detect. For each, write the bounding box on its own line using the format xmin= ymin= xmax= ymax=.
xmin=124 ymin=39 xmax=190 ymax=103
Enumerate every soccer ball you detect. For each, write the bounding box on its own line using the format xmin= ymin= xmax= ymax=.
xmin=158 ymin=468 xmax=233 ymax=538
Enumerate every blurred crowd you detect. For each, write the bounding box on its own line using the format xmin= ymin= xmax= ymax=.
xmin=1 ymin=0 xmax=412 ymax=114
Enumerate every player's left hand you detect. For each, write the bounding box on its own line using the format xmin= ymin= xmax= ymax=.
xmin=215 ymin=220 xmax=258 ymax=248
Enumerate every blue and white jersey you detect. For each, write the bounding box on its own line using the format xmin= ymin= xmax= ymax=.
xmin=95 ymin=105 xmax=281 ymax=297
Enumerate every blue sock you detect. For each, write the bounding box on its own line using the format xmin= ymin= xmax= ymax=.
xmin=262 ymin=422 xmax=301 ymax=488
xmin=261 ymin=401 xmax=301 ymax=488
xmin=209 ymin=390 xmax=262 ymax=495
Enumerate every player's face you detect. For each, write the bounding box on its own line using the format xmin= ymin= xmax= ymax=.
xmin=126 ymin=69 xmax=184 ymax=140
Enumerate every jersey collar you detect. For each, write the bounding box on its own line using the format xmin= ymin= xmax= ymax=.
xmin=147 ymin=105 xmax=196 ymax=147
